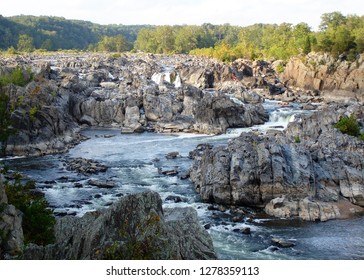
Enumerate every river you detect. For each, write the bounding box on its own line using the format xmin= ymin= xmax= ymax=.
xmin=3 ymin=100 xmax=364 ymax=260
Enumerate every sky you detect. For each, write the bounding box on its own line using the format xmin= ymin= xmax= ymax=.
xmin=2 ymin=0 xmax=364 ymax=29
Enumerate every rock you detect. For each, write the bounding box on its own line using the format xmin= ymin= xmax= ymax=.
xmin=165 ymin=195 xmax=184 ymax=203
xmin=88 ymin=180 xmax=116 ymax=189
xmin=73 ymin=183 xmax=83 ymax=188
xmin=281 ymin=52 xmax=364 ymax=102
xmin=158 ymin=168 xmax=179 ymax=176
xmin=234 ymin=227 xmax=251 ymax=235
xmin=166 ymin=152 xmax=180 ymax=159
xmin=190 ymin=102 xmax=364 ymax=220
xmin=66 ymin=158 xmax=108 ymax=175
xmin=0 ymin=178 xmax=24 ymax=259
xmin=22 ymin=192 xmax=216 ymax=260
xmin=0 ymin=176 xmax=7 ymax=204
xmin=271 ymin=237 xmax=296 ymax=248
xmin=264 ymin=196 xmax=341 ymax=222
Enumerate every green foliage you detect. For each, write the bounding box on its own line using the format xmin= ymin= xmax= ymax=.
xmin=359 ymin=133 xmax=364 ymax=141
xmin=0 ymin=91 xmax=16 ymax=155
xmin=17 ymin=34 xmax=34 ymax=52
xmin=2 ymin=13 xmax=364 ymax=60
xmin=3 ymin=171 xmax=55 ymax=245
xmin=276 ymin=62 xmax=286 ymax=74
xmin=29 ymin=105 xmax=39 ymax=122
xmin=294 ymin=136 xmax=301 ymax=143
xmin=0 ymin=66 xmax=34 ymax=87
xmin=334 ymin=115 xmax=360 ymax=137
xmin=0 ymin=15 xmax=148 ymax=51
xmin=90 ymin=35 xmax=131 ymax=52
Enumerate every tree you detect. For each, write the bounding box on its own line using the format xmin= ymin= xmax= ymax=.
xmin=174 ymin=26 xmax=198 ymax=53
xmin=319 ymin=12 xmax=346 ymax=31
xmin=96 ymin=35 xmax=129 ymax=52
xmin=155 ymin=26 xmax=175 ymax=53
xmin=0 ymin=91 xmax=15 ymax=156
xmin=17 ymin=34 xmax=34 ymax=52
xmin=134 ymin=28 xmax=158 ymax=52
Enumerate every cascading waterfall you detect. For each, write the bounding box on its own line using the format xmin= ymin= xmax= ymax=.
xmin=151 ymin=71 xmax=182 ymax=88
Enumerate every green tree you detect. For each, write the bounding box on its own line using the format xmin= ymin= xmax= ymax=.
xmin=155 ymin=26 xmax=175 ymax=53
xmin=3 ymin=172 xmax=55 ymax=245
xmin=174 ymin=26 xmax=198 ymax=53
xmin=0 ymin=91 xmax=15 ymax=156
xmin=319 ymin=12 xmax=346 ymax=31
xmin=17 ymin=34 xmax=34 ymax=52
xmin=134 ymin=28 xmax=158 ymax=52
xmin=96 ymin=35 xmax=129 ymax=52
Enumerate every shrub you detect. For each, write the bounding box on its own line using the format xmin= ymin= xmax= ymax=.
xmin=3 ymin=171 xmax=55 ymax=245
xmin=359 ymin=133 xmax=364 ymax=141
xmin=0 ymin=66 xmax=34 ymax=87
xmin=294 ymin=136 xmax=301 ymax=143
xmin=334 ymin=115 xmax=360 ymax=137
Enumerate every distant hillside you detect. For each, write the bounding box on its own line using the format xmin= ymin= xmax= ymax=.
xmin=0 ymin=15 xmax=151 ymax=50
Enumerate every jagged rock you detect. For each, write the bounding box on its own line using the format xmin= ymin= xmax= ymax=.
xmin=0 ymin=179 xmax=24 ymax=258
xmin=88 ymin=179 xmax=116 ymax=188
xmin=165 ymin=152 xmax=180 ymax=159
xmin=190 ymin=102 xmax=364 ymax=220
xmin=271 ymin=237 xmax=296 ymax=248
xmin=66 ymin=158 xmax=108 ymax=175
xmin=22 ymin=192 xmax=216 ymax=260
xmin=281 ymin=52 xmax=364 ymax=102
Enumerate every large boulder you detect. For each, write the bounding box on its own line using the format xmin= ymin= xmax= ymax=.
xmin=23 ymin=192 xmax=216 ymax=260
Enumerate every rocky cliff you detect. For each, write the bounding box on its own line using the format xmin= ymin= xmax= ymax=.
xmin=190 ymin=103 xmax=364 ymax=221
xmin=22 ymin=191 xmax=216 ymax=260
xmin=280 ymin=52 xmax=364 ymax=102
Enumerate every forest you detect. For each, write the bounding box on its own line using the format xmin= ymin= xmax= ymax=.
xmin=1 ymin=12 xmax=364 ymax=61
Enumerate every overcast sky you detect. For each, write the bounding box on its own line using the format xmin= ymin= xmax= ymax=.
xmin=2 ymin=0 xmax=364 ymax=29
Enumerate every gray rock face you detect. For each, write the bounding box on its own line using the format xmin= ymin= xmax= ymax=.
xmin=281 ymin=52 xmax=364 ymax=102
xmin=23 ymin=192 xmax=216 ymax=260
xmin=190 ymin=103 xmax=364 ymax=221
xmin=0 ymin=178 xmax=24 ymax=258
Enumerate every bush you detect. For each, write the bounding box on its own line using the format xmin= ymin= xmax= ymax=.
xmin=0 ymin=66 xmax=34 ymax=87
xmin=334 ymin=115 xmax=360 ymax=137
xmin=3 ymin=171 xmax=55 ymax=245
xmin=359 ymin=133 xmax=364 ymax=141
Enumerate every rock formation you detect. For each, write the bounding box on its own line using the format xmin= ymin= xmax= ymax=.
xmin=0 ymin=53 xmax=269 ymax=156
xmin=23 ymin=191 xmax=216 ymax=260
xmin=0 ymin=176 xmax=24 ymax=259
xmin=281 ymin=52 xmax=364 ymax=102
xmin=190 ymin=103 xmax=364 ymax=221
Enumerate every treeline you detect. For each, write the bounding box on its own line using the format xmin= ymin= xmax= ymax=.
xmin=0 ymin=15 xmax=149 ymax=51
xmin=135 ymin=12 xmax=364 ymax=61
xmin=1 ymin=12 xmax=364 ymax=61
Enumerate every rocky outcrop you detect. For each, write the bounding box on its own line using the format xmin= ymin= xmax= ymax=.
xmin=23 ymin=191 xmax=216 ymax=260
xmin=0 ymin=53 xmax=270 ymax=156
xmin=0 ymin=177 xmax=24 ymax=259
xmin=190 ymin=103 xmax=364 ymax=221
xmin=281 ymin=52 xmax=364 ymax=102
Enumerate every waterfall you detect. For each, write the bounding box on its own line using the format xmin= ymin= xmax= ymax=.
xmin=151 ymin=71 xmax=182 ymax=88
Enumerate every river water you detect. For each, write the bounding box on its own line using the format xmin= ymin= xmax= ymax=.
xmin=3 ymin=100 xmax=364 ymax=260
